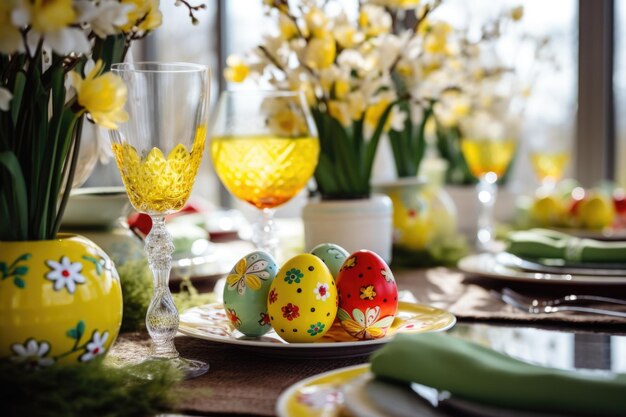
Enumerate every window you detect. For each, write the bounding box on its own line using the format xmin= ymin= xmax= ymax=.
xmin=86 ymin=1 xmax=623 ymax=209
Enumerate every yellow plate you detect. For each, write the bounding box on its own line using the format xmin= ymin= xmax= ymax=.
xmin=178 ymin=302 xmax=455 ymax=359
xmin=276 ymin=364 xmax=371 ymax=417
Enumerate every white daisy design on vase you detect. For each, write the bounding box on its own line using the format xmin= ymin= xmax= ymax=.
xmin=45 ymin=256 xmax=86 ymax=294
xmin=80 ymin=330 xmax=109 ymax=362
xmin=11 ymin=339 xmax=55 ymax=369
xmin=313 ymin=282 xmax=330 ymax=301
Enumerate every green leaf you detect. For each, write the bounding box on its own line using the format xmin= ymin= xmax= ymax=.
xmin=17 ymin=253 xmax=31 ymax=262
xmin=314 ymin=154 xmax=341 ymax=197
xmin=409 ymin=103 xmax=433 ymax=177
xmin=13 ymin=266 xmax=28 ymax=276
xmin=13 ymin=277 xmax=25 ymax=289
xmin=67 ymin=328 xmax=78 ymax=339
xmin=364 ymin=98 xmax=404 ymax=189
xmin=0 ymin=262 xmax=7 ymax=277
xmin=11 ymin=72 xmax=26 ymax=126
xmin=77 ymin=320 xmax=86 ymax=338
xmin=389 ymin=130 xmax=408 ymax=176
xmin=0 ymin=150 xmax=28 ymax=240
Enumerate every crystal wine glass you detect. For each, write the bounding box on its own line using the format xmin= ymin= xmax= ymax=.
xmin=460 ymin=111 xmax=518 ymax=252
xmin=109 ymin=62 xmax=210 ymax=378
xmin=210 ymin=91 xmax=319 ymax=257
xmin=529 ymin=124 xmax=571 ymax=193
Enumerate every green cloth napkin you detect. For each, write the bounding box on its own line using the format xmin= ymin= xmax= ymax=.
xmin=506 ymin=228 xmax=626 ymax=262
xmin=370 ymin=333 xmax=626 ymax=416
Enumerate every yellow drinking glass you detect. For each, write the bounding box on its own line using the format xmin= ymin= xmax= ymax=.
xmin=461 ymin=136 xmax=517 ymax=251
xmin=527 ymin=123 xmax=572 ymax=192
xmin=109 ymin=62 xmax=210 ymax=378
xmin=210 ymin=91 xmax=319 ymax=256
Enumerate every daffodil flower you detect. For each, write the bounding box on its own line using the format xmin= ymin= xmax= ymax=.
xmin=304 ymin=33 xmax=336 ymax=70
xmin=358 ymin=5 xmax=392 ymax=37
xmin=224 ymin=55 xmax=250 ymax=83
xmin=12 ymin=0 xmax=90 ymax=55
xmin=70 ymin=60 xmax=129 ymax=130
xmin=119 ymin=0 xmax=162 ymax=33
xmin=75 ymin=0 xmax=134 ymax=39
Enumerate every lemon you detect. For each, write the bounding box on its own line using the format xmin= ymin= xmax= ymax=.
xmin=530 ymin=195 xmax=565 ymax=227
xmin=578 ymin=195 xmax=615 ymax=229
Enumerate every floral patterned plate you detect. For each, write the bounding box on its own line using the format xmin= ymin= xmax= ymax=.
xmin=178 ymin=302 xmax=455 ymax=359
xmin=276 ymin=364 xmax=371 ymax=417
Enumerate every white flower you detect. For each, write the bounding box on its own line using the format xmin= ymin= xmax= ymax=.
xmin=389 ymin=106 xmax=408 ymax=132
xmin=43 ymin=28 xmax=91 ymax=55
xmin=11 ymin=0 xmax=91 ymax=56
xmin=0 ymin=87 xmax=12 ymax=112
xmin=359 ymin=4 xmax=392 ymax=37
xmin=45 ymin=256 xmax=86 ymax=294
xmin=76 ymin=0 xmax=133 ymax=39
xmin=80 ymin=330 xmax=109 ymax=362
xmin=11 ymin=339 xmax=55 ymax=368
xmin=376 ymin=33 xmax=409 ymax=72
xmin=313 ymin=282 xmax=330 ymax=301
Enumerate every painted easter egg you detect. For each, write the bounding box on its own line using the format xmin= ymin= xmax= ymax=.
xmin=310 ymin=243 xmax=349 ymax=279
xmin=336 ymin=250 xmax=398 ymax=340
xmin=267 ymin=254 xmax=337 ymax=343
xmin=223 ymin=251 xmax=277 ymax=337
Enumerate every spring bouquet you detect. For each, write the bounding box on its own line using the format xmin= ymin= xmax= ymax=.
xmin=429 ymin=6 xmax=554 ymax=184
xmin=224 ymin=0 xmax=453 ymax=199
xmin=0 ymin=0 xmax=205 ymax=241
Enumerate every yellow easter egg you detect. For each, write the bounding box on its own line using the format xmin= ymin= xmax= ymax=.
xmin=530 ymin=195 xmax=565 ymax=227
xmin=578 ymin=194 xmax=615 ymax=229
xmin=267 ymin=254 xmax=337 ymax=343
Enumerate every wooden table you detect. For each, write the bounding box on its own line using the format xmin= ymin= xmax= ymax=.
xmin=113 ymin=268 xmax=626 ymax=416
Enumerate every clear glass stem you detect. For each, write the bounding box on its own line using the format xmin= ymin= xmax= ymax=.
xmin=145 ymin=216 xmax=179 ymax=359
xmin=252 ymin=208 xmax=278 ymax=257
xmin=539 ymin=177 xmax=557 ymax=195
xmin=476 ymin=173 xmax=498 ymax=252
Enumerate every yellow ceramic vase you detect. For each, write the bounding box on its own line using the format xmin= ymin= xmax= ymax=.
xmin=374 ymin=178 xmax=458 ymax=265
xmin=0 ymin=234 xmax=123 ymax=367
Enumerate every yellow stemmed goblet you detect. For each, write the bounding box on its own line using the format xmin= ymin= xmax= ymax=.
xmin=460 ymin=111 xmax=518 ymax=252
xmin=109 ymin=62 xmax=210 ymax=378
xmin=210 ymin=91 xmax=319 ymax=257
xmin=529 ymin=125 xmax=570 ymax=193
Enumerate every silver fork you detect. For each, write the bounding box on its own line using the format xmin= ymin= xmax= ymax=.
xmin=497 ymin=291 xmax=626 ymax=318
xmin=502 ymin=288 xmax=626 ymax=308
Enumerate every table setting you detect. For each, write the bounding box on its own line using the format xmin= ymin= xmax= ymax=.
xmin=2 ymin=0 xmax=626 ymax=417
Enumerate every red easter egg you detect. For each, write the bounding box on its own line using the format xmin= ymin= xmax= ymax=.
xmin=336 ymin=250 xmax=398 ymax=340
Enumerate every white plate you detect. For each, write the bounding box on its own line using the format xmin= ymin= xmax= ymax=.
xmin=178 ymin=302 xmax=456 ymax=359
xmin=550 ymin=227 xmax=626 ymax=241
xmin=496 ymin=252 xmax=626 ymax=277
xmin=458 ymin=253 xmax=626 ymax=285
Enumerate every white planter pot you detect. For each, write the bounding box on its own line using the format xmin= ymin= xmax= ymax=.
xmin=302 ymin=194 xmax=393 ymax=263
xmin=445 ymin=184 xmax=518 ymax=237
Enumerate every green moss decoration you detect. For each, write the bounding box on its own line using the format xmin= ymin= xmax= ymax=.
xmin=118 ymin=259 xmax=216 ymax=331
xmin=391 ymin=235 xmax=469 ymax=268
xmin=172 ymin=277 xmax=216 ymax=312
xmin=3 ymin=359 xmax=181 ymax=417
xmin=117 ymin=259 xmax=152 ymax=332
